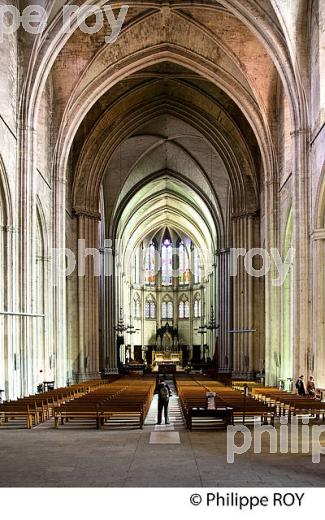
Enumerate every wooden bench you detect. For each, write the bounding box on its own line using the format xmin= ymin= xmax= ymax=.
xmin=251 ymin=386 xmax=325 ymax=420
xmin=0 ymin=378 xmax=117 ymax=429
xmin=0 ymin=403 xmax=39 ymax=429
xmin=54 ymin=404 xmax=101 ymax=429
xmin=176 ymin=375 xmax=276 ymax=428
xmin=54 ymin=377 xmax=156 ymax=430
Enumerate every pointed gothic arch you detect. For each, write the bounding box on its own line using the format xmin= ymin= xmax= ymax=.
xmin=0 ymin=156 xmax=12 ymax=399
xmin=145 ymin=294 xmax=156 ymax=319
xmin=315 ymin=162 xmax=325 ymax=230
xmin=312 ymin=162 xmax=325 ymax=385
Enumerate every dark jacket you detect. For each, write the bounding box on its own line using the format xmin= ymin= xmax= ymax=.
xmin=156 ymin=382 xmax=172 ymax=400
xmin=295 ymin=378 xmax=306 ymax=396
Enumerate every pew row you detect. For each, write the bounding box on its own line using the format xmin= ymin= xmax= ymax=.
xmin=54 ymin=377 xmax=156 ymax=430
xmin=175 ymin=375 xmax=276 ymax=430
xmin=0 ymin=378 xmax=118 ymax=429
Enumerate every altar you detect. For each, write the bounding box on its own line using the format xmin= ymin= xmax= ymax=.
xmin=153 ymin=322 xmax=182 ymax=366
xmin=154 ymin=351 xmax=182 ymax=364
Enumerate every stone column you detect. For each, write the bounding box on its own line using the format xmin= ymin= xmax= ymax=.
xmin=188 ymin=281 xmax=193 ymax=361
xmin=104 ymin=243 xmax=117 ymax=369
xmin=231 ymin=213 xmax=257 ymax=378
xmin=217 ymin=248 xmax=231 ymax=372
xmin=0 ymin=224 xmax=17 ymax=399
xmin=292 ymin=129 xmax=310 ymax=379
xmin=201 ymin=283 xmax=205 ymax=360
xmin=141 ymin=286 xmax=145 ymax=358
xmin=99 ymin=245 xmax=105 ymax=370
xmin=18 ymin=124 xmax=37 ymax=395
xmin=208 ymin=272 xmax=214 ymax=360
xmin=264 ymin=173 xmax=279 ymax=386
xmin=77 ymin=212 xmax=100 ymax=377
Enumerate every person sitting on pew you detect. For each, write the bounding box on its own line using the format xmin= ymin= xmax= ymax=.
xmin=156 ymin=378 xmax=172 ymax=425
xmin=307 ymin=376 xmax=316 ymax=398
xmin=295 ymin=375 xmax=306 ymax=396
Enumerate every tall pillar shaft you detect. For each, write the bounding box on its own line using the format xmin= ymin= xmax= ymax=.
xmin=292 ymin=130 xmax=310 ymax=379
xmin=217 ymin=249 xmax=230 ymax=371
xmin=77 ymin=214 xmax=100 ymax=376
xmin=231 ymin=213 xmax=257 ymax=378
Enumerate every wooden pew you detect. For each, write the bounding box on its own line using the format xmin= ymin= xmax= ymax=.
xmin=54 ymin=377 xmax=156 ymax=430
xmin=0 ymin=403 xmax=39 ymax=429
xmin=251 ymin=386 xmax=325 ymax=420
xmin=54 ymin=404 xmax=101 ymax=429
xmin=0 ymin=378 xmax=117 ymax=429
xmin=176 ymin=375 xmax=276 ymax=429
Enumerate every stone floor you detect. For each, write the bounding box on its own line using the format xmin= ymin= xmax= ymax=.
xmin=1 ymin=387 xmax=325 ymax=487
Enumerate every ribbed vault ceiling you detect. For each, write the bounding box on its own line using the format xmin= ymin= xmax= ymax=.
xmin=117 ymin=176 xmax=217 ymax=275
xmin=89 ymin=62 xmax=262 ymax=256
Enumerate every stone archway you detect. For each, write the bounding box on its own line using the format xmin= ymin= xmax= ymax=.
xmin=0 ymin=156 xmax=12 ymax=399
xmin=312 ymin=164 xmax=325 ymax=387
xmin=15 ymin=0 xmax=311 ymax=387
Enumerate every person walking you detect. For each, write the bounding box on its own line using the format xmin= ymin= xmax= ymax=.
xmin=295 ymin=375 xmax=306 ymax=396
xmin=156 ymin=377 xmax=172 ymax=425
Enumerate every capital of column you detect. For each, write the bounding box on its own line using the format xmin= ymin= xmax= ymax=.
xmin=100 ymin=247 xmax=116 ymax=257
xmin=311 ymin=229 xmax=325 ymax=241
xmin=216 ymin=248 xmax=230 ymax=256
xmin=290 ymin=127 xmax=310 ymax=138
xmin=0 ymin=224 xmax=16 ymax=233
xmin=231 ymin=210 xmax=259 ymax=221
xmin=74 ymin=206 xmax=101 ymax=221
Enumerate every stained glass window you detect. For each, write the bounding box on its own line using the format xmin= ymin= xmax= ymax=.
xmin=179 ymin=297 xmax=190 ymax=319
xmin=150 ymin=302 xmax=156 ymax=318
xmin=145 ymin=295 xmax=156 ymax=319
xmin=194 ymin=297 xmax=201 ymax=318
xmin=162 ymin=302 xmax=167 ymax=319
xmin=145 ymin=243 xmax=156 ymax=286
xmin=167 ymin=301 xmax=173 ymax=319
xmin=184 ymin=301 xmax=190 ymax=318
xmin=162 ymin=239 xmax=172 ymax=286
xmin=179 ymin=243 xmax=190 ymax=285
xmin=179 ymin=302 xmax=184 ymax=319
xmin=162 ymin=299 xmax=173 ymax=319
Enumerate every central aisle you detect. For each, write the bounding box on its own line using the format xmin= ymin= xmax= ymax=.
xmin=145 ymin=378 xmax=185 ymax=438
